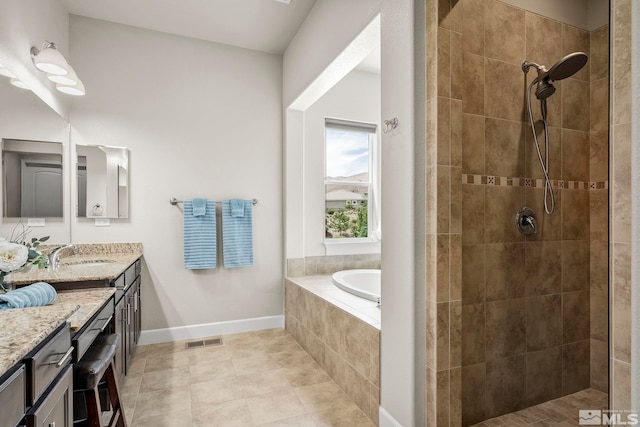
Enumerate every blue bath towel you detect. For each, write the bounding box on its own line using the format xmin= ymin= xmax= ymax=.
xmin=0 ymin=282 xmax=57 ymax=310
xmin=222 ymin=199 xmax=254 ymax=268
xmin=183 ymin=199 xmax=217 ymax=269
xmin=230 ymin=199 xmax=245 ymax=218
xmin=192 ymin=198 xmax=207 ymax=216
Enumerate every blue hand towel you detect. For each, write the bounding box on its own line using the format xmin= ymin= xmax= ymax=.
xmin=222 ymin=200 xmax=253 ymax=268
xmin=0 ymin=282 xmax=57 ymax=310
xmin=184 ymin=199 xmax=217 ymax=269
xmin=192 ymin=198 xmax=207 ymax=217
xmin=230 ymin=199 xmax=245 ymax=218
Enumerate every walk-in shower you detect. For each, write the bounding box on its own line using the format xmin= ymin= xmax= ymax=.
xmin=522 ymin=52 xmax=589 ymax=214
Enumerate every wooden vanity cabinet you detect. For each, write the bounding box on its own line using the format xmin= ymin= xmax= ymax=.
xmin=25 ymin=366 xmax=72 ymax=427
xmin=112 ymin=258 xmax=142 ymax=381
xmin=0 ymin=365 xmax=26 ymax=427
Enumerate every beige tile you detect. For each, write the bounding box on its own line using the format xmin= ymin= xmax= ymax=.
xmin=484 ymin=186 xmax=526 ymax=243
xmin=462 ymin=113 xmax=485 ymax=175
xmin=437 ymin=302 xmax=451 ymax=370
xmin=561 ymin=24 xmax=590 ymax=82
xmin=526 ymin=12 xmax=562 ymax=72
xmin=450 ymin=233 xmax=462 ymax=300
xmin=192 ymin=399 xmax=254 ymax=427
xmin=562 ymin=130 xmax=589 ymax=181
xmin=187 ymin=345 xmax=232 ymax=364
xmin=485 ymin=299 xmax=526 ymax=360
xmin=612 ymin=360 xmax=631 ymax=411
xmin=450 ymin=301 xmax=462 ymax=369
xmin=451 ymin=34 xmax=464 ymax=101
xmin=142 ymin=340 xmax=188 ymax=355
xmin=562 ymin=240 xmax=590 ymax=292
xmin=143 ymin=351 xmax=190 ymax=373
xmin=613 ymin=1 xmax=631 ymax=125
xmin=246 ymin=389 xmax=308 ymax=425
xmin=484 ymin=0 xmax=525 ymax=65
xmin=294 ymin=380 xmax=347 ymax=413
xmin=485 ymin=355 xmax=526 ymax=418
xmin=438 ymin=28 xmax=451 ymax=98
xmin=561 ymin=189 xmax=590 ymax=240
xmin=561 ymin=78 xmax=590 ymax=132
xmin=438 ymin=96 xmax=451 ymax=166
xmin=270 ymin=347 xmax=316 ymax=369
xmin=310 ymin=401 xmax=375 ymax=427
xmin=590 ymin=290 xmax=608 ymax=343
xmin=589 ymin=130 xmax=609 ymax=183
xmin=525 ymin=241 xmax=562 ymax=296
xmin=590 ymin=190 xmax=608 ymax=242
xmin=524 ymin=188 xmax=562 ymax=241
xmin=450 ymin=367 xmax=462 ymax=426
xmin=462 ymin=185 xmax=485 ymax=244
xmin=484 ymin=59 xmax=525 ymax=122
xmin=612 ymin=123 xmax=632 ymax=243
xmin=463 ymin=53 xmax=485 ymax=115
xmin=485 ymin=118 xmax=525 ymax=177
xmin=140 ymin=366 xmax=191 ymax=393
xmin=462 ymin=303 xmax=485 ymax=366
xmin=526 ymin=347 xmax=562 ymax=406
xmin=590 ymin=339 xmax=608 ymax=393
xmin=462 ymin=363 xmax=486 ymax=425
xmin=281 ymin=361 xmax=332 ymax=388
xmin=134 ymin=409 xmax=193 ymax=427
xmin=462 ymin=0 xmax=484 ymax=55
xmin=590 ymin=78 xmax=609 ymax=133
xmin=439 ymin=0 xmax=462 ymax=32
xmin=133 ymin=385 xmax=191 ymax=422
xmin=437 ymin=166 xmax=451 ymax=233
xmin=525 ymin=125 xmax=562 ymax=180
xmin=260 ymin=414 xmax=317 ymax=427
xmin=562 ymin=290 xmax=590 ymax=343
xmin=613 ymin=242 xmax=631 ymax=362
xmin=462 ymin=244 xmax=485 ymax=304
xmin=437 ymin=370 xmax=451 ymax=426
xmin=485 ymin=243 xmax=526 ymax=301
xmin=232 ymin=353 xmax=278 ymax=375
xmin=190 ymin=375 xmax=258 ymax=405
xmin=590 ymin=239 xmax=608 ymax=292
xmin=590 ymin=25 xmax=609 ymax=82
xmin=437 ymin=234 xmax=450 ymax=302
xmin=526 ymin=294 xmax=562 ymax=351
xmin=562 ymin=341 xmax=590 ymax=395
xmin=426 ymin=367 xmax=437 ymax=426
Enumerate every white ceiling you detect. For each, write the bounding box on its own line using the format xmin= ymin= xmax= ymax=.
xmin=59 ymin=0 xmax=318 ymax=54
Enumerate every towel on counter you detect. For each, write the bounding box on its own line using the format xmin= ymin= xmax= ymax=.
xmin=183 ymin=199 xmax=217 ymax=269
xmin=0 ymin=282 xmax=57 ymax=310
xmin=222 ymin=199 xmax=254 ymax=268
xmin=192 ymin=198 xmax=207 ymax=217
xmin=230 ymin=199 xmax=245 ymax=218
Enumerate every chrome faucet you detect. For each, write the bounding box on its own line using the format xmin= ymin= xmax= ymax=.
xmin=48 ymin=244 xmax=77 ymax=269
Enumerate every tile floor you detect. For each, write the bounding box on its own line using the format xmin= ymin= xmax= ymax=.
xmin=120 ymin=328 xmax=376 ymax=426
xmin=470 ymin=388 xmax=609 ymax=426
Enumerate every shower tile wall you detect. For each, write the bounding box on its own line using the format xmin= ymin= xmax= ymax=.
xmin=426 ymin=0 xmax=611 ymax=425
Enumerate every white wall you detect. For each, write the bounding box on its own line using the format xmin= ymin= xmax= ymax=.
xmin=302 ymin=70 xmax=381 ymax=256
xmin=68 ymin=16 xmax=284 ymax=332
xmin=0 ymin=0 xmax=70 ymax=118
xmin=283 ymin=0 xmax=381 ymax=108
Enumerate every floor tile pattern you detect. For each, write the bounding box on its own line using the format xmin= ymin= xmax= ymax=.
xmin=121 ymin=329 xmax=375 ymax=426
xmin=470 ymin=388 xmax=608 ymax=426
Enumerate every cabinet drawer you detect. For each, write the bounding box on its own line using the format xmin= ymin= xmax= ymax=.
xmin=25 ymin=325 xmax=72 ymax=406
xmin=26 ymin=365 xmax=72 ymax=427
xmin=0 ymin=365 xmax=25 ymax=427
xmin=73 ymin=298 xmax=115 ymax=362
xmin=124 ymin=263 xmax=137 ymax=288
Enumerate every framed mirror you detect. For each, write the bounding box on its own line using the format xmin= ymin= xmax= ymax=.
xmin=2 ymin=139 xmax=64 ymax=218
xmin=76 ymin=145 xmax=129 ymax=218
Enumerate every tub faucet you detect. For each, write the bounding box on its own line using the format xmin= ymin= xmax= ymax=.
xmin=48 ymin=244 xmax=77 ymax=269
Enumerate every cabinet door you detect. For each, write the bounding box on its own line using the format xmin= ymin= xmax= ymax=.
xmin=134 ymin=277 xmax=142 ymax=344
xmin=124 ymin=284 xmax=136 ymax=372
xmin=114 ymin=297 xmax=126 ymax=383
xmin=27 ymin=366 xmax=72 ymax=427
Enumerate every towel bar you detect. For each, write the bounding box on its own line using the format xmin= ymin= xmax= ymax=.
xmin=169 ymin=197 xmax=258 ymax=206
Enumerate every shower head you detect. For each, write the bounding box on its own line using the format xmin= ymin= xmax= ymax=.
xmin=522 ymin=52 xmax=588 ymax=100
xmin=545 ymin=52 xmax=588 ymax=81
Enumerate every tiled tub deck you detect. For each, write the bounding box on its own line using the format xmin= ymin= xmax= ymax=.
xmin=285 ymin=276 xmax=381 ymax=425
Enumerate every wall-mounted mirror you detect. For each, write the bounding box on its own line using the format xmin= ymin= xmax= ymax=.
xmin=2 ymin=139 xmax=64 ymax=218
xmin=76 ymin=145 xmax=129 ymax=218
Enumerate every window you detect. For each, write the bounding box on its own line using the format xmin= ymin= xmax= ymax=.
xmin=324 ymin=118 xmax=378 ymax=240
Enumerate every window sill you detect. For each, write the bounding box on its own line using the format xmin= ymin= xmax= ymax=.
xmin=324 ymin=238 xmax=381 ymax=256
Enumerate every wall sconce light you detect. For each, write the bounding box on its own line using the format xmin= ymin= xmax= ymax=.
xmin=30 ymin=41 xmax=85 ymax=96
xmin=31 ymin=42 xmax=68 ymax=75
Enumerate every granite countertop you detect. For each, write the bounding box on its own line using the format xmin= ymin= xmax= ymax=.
xmin=0 ymin=288 xmax=118 ymax=377
xmin=60 ymin=288 xmax=117 ymax=331
xmin=6 ymin=243 xmax=142 ymax=286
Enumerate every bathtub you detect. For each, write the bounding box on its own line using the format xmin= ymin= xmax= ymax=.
xmin=331 ymin=269 xmax=381 ymax=302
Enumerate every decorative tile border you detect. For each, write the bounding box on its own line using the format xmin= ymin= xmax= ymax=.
xmin=462 ymin=174 xmax=609 ymax=190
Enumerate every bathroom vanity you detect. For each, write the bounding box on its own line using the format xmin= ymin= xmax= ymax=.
xmin=0 ymin=243 xmax=142 ymax=427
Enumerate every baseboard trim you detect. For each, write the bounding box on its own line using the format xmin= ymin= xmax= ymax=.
xmin=379 ymin=407 xmax=403 ymax=427
xmin=138 ymin=315 xmax=285 ymax=345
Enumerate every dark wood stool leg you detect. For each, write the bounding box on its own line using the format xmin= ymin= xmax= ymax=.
xmin=105 ymin=360 xmax=127 ymax=427
xmin=85 ymin=387 xmax=104 ymax=427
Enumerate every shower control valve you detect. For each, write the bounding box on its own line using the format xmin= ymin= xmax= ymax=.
xmin=516 ymin=207 xmax=537 ymax=235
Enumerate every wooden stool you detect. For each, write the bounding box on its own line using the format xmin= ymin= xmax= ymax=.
xmin=74 ymin=334 xmax=127 ymax=427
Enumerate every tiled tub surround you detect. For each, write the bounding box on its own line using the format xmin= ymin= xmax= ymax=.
xmin=285 ymin=277 xmax=380 ymax=425
xmin=426 ymin=0 xmax=611 ymax=425
xmin=286 ymin=254 xmax=381 ymax=277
